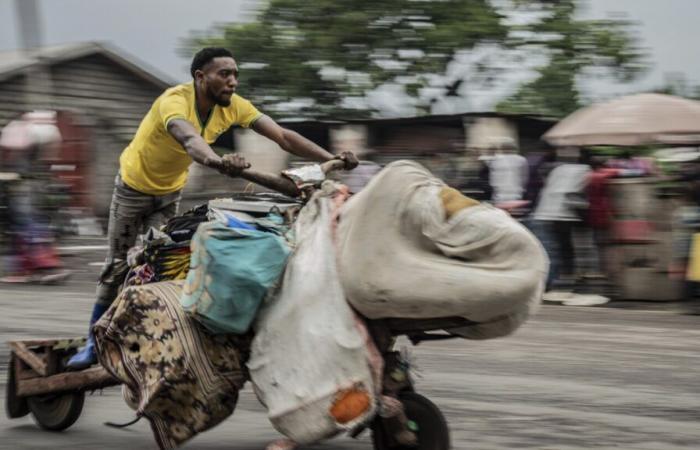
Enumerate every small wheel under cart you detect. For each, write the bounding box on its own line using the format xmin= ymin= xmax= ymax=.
xmin=367 ymin=318 xmax=466 ymax=450
xmin=5 ymin=338 xmax=119 ymax=431
xmin=26 ymin=391 xmax=86 ymax=431
xmin=371 ymin=391 xmax=450 ymax=450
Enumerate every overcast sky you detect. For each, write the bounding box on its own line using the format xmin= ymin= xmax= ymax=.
xmin=582 ymin=0 xmax=700 ymax=99
xmin=1 ymin=0 xmax=699 ymax=112
xmin=0 ymin=0 xmax=258 ymax=83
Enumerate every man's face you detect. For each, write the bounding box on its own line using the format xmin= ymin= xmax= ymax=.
xmin=196 ymin=57 xmax=239 ymax=106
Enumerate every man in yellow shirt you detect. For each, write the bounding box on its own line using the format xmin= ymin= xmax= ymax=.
xmin=68 ymin=47 xmax=357 ymax=369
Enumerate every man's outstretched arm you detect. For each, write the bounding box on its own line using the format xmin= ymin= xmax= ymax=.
xmin=252 ymin=115 xmax=358 ymax=169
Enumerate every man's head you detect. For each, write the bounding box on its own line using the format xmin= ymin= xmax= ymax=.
xmin=191 ymin=47 xmax=239 ymax=107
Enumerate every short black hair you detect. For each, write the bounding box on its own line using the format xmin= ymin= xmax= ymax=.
xmin=190 ymin=47 xmax=234 ymax=78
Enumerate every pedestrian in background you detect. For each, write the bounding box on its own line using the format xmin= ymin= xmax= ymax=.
xmin=525 ymin=147 xmax=557 ymax=211
xmin=532 ymin=147 xmax=591 ymax=292
xmin=488 ymin=137 xmax=529 ymax=204
xmin=0 ymin=111 xmax=70 ymax=284
xmin=586 ymin=156 xmax=619 ymax=279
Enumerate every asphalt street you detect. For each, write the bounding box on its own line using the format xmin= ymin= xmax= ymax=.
xmin=1 ymin=242 xmax=698 ymax=449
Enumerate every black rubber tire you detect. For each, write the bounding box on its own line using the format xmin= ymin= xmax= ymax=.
xmin=27 ymin=391 xmax=85 ymax=431
xmin=5 ymin=355 xmax=30 ymax=419
xmin=372 ymin=391 xmax=450 ymax=450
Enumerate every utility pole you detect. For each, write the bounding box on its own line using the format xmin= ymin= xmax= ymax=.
xmin=16 ymin=0 xmax=43 ymax=50
xmin=15 ymin=0 xmax=53 ymax=110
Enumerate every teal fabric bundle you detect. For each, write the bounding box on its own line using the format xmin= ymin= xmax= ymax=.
xmin=180 ymin=220 xmax=291 ymax=334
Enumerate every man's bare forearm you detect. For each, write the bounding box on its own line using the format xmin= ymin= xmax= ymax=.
xmin=239 ymin=169 xmax=301 ymax=197
xmin=280 ymin=129 xmax=334 ymax=162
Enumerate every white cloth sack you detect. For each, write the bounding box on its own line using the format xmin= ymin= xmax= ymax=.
xmin=248 ymin=188 xmax=376 ymax=444
xmin=337 ymin=160 xmax=548 ymax=339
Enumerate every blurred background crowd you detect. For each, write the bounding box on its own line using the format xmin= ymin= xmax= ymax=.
xmin=1 ymin=0 xmax=700 ymax=305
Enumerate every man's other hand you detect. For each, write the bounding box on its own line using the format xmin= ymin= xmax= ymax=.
xmin=220 ymin=153 xmax=251 ymax=177
xmin=335 ymin=151 xmax=359 ymax=170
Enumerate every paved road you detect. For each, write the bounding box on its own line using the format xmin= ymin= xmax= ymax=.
xmin=1 ymin=245 xmax=699 ymax=449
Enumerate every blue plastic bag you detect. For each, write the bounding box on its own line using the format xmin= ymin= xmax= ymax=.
xmin=180 ymin=220 xmax=291 ymax=334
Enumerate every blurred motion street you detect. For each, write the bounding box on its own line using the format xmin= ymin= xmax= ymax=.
xmin=2 ymin=1 xmax=700 ymax=449
xmin=0 ymin=240 xmax=698 ymax=449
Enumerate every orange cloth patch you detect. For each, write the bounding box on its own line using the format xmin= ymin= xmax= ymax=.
xmin=330 ymin=387 xmax=372 ymax=424
xmin=439 ymin=187 xmax=479 ymax=219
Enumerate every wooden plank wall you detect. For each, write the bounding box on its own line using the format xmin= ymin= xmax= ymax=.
xmin=0 ymin=54 xmax=165 ymax=217
xmin=0 ymin=76 xmax=29 ymax=126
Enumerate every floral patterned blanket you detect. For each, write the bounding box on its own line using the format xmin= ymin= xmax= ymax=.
xmin=93 ymin=280 xmax=252 ymax=449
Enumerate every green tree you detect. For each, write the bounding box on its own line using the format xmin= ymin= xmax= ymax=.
xmin=497 ymin=0 xmax=646 ymax=117
xmin=183 ymin=0 xmax=645 ymax=119
xmin=183 ymin=0 xmax=507 ymax=119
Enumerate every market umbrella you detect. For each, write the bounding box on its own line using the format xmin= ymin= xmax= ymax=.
xmin=543 ymin=93 xmax=700 ymax=147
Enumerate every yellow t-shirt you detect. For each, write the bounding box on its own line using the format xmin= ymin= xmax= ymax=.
xmin=119 ymin=82 xmax=262 ymax=195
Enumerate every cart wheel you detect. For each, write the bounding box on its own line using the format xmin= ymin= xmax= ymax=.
xmin=27 ymin=391 xmax=85 ymax=431
xmin=372 ymin=392 xmax=450 ymax=450
xmin=5 ymin=355 xmax=30 ymax=419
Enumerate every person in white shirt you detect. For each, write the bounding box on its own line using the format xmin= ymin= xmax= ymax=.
xmin=488 ymin=137 xmax=529 ymax=203
xmin=532 ymin=147 xmax=591 ymax=290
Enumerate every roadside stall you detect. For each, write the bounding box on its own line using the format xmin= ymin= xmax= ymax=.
xmin=543 ymin=93 xmax=700 ymax=300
